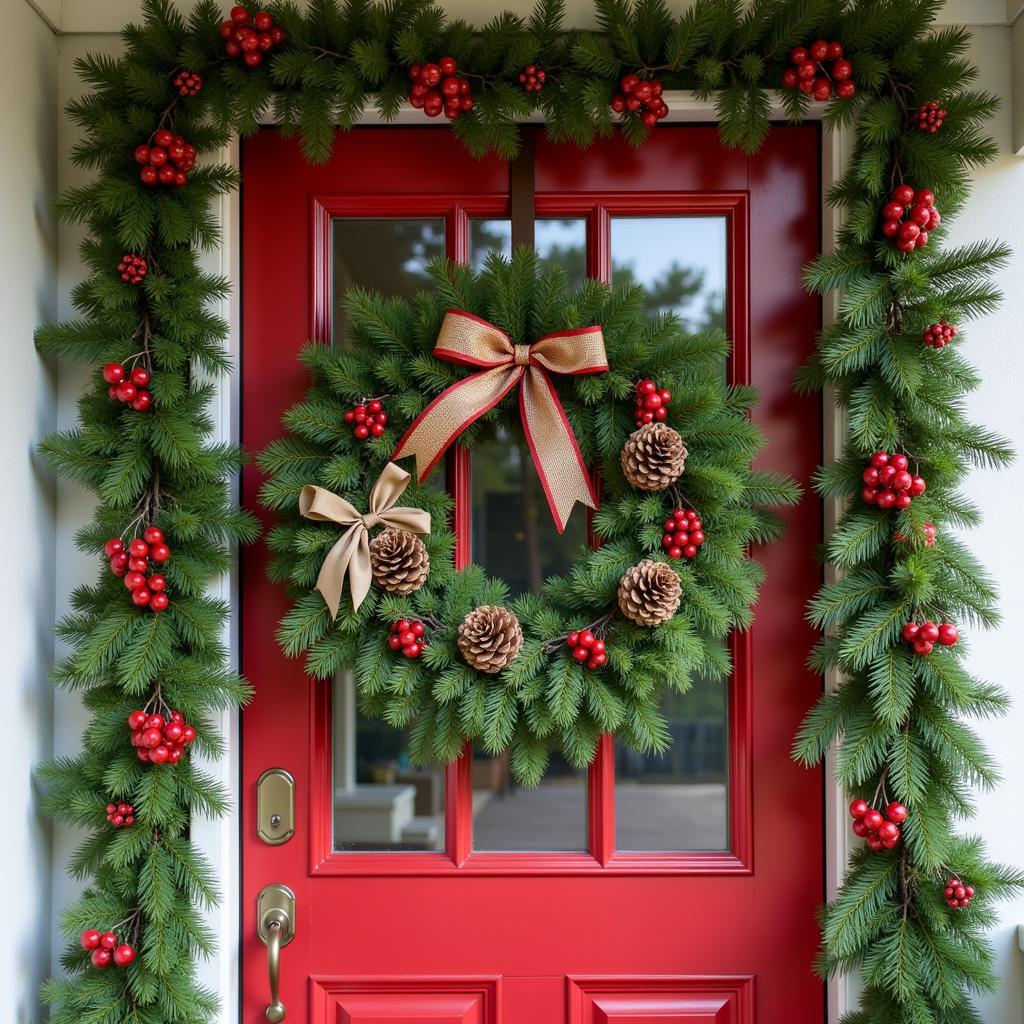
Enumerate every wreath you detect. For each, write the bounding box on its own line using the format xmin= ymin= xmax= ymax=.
xmin=260 ymin=250 xmax=795 ymax=782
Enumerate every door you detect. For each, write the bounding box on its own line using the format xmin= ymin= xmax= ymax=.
xmin=241 ymin=125 xmax=822 ymax=1023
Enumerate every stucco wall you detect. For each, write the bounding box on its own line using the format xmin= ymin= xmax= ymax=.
xmin=35 ymin=2 xmax=1024 ymax=1022
xmin=4 ymin=4 xmax=58 ymax=1022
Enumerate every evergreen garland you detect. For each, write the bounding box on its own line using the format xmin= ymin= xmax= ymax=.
xmin=261 ymin=250 xmax=793 ymax=782
xmin=36 ymin=0 xmax=1021 ymax=1022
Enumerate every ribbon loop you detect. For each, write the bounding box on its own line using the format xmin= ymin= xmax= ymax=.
xmin=393 ymin=310 xmax=608 ymax=533
xmin=299 ymin=462 xmax=431 ymax=618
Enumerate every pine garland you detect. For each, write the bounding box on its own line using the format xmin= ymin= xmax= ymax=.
xmin=37 ymin=0 xmax=1021 ymax=1022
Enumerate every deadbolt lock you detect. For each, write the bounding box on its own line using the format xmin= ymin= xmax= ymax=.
xmin=257 ymin=768 xmax=295 ymax=845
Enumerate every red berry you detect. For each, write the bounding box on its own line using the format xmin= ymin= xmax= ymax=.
xmin=798 ymin=60 xmax=816 ymax=80
xmin=150 ymin=543 xmax=170 ymax=563
xmin=849 ymin=799 xmax=868 ymax=819
xmin=832 ymin=59 xmax=853 ymax=81
xmin=810 ymin=40 xmax=829 ymax=61
xmin=885 ymin=802 xmax=908 ymax=824
xmin=920 ymin=621 xmax=940 ymax=643
xmin=143 ymin=527 xmax=163 ymax=545
xmin=863 ymin=809 xmax=883 ymax=830
xmin=149 ymin=592 xmax=169 ymax=612
xmin=782 ymin=68 xmax=799 ymax=88
xmin=100 ymin=932 xmax=118 ymax=950
xmin=81 ymin=929 xmax=101 ymax=950
xmin=572 ymin=646 xmax=589 ymax=662
xmin=892 ymin=185 xmax=915 ymax=207
xmin=230 ymin=5 xmax=249 ymax=23
xmin=579 ymin=631 xmax=595 ymax=648
xmin=877 ymin=820 xmax=900 ymax=842
xmin=128 ymin=710 xmax=147 ymax=730
xmin=901 ymin=622 xmax=920 ymax=642
xmin=439 ymin=56 xmax=457 ymax=76
xmin=913 ymin=638 xmax=934 ymax=656
xmin=937 ymin=623 xmax=958 ymax=646
xmin=254 ymin=10 xmax=272 ymax=30
xmin=812 ymin=78 xmax=832 ymax=102
xmin=852 ymin=819 xmax=870 ymax=838
xmin=113 ymin=944 xmax=136 ymax=967
xmin=354 ymin=424 xmax=370 ymax=440
xmin=790 ymin=46 xmax=808 ymax=65
xmin=150 ymin=745 xmax=170 ymax=764
xmin=91 ymin=948 xmax=113 ymax=969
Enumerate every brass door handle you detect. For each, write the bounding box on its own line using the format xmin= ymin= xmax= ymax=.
xmin=257 ymin=885 xmax=295 ymax=1023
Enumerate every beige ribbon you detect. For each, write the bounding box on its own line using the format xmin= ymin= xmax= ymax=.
xmin=299 ymin=462 xmax=430 ymax=618
xmin=392 ymin=310 xmax=608 ymax=532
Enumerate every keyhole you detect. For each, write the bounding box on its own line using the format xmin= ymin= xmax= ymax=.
xmin=270 ymin=814 xmax=281 ymax=830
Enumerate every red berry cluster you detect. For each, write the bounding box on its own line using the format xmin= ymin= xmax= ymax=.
xmin=782 ymin=41 xmax=855 ymax=100
xmin=80 ymin=929 xmax=135 ymax=968
xmin=610 ymin=74 xmax=669 ymax=128
xmin=901 ymin=619 xmax=958 ymax=656
xmin=105 ymin=527 xmax=171 ymax=612
xmin=220 ymin=6 xmax=285 ymax=67
xmin=388 ymin=619 xmax=428 ymax=658
xmin=943 ymin=875 xmax=975 ymax=910
xmin=102 ymin=363 xmax=153 ymax=412
xmin=518 ymin=64 xmax=546 ymax=92
xmin=173 ymin=69 xmax=202 ymax=97
xmin=916 ymin=100 xmax=946 ymax=133
xmin=408 ymin=58 xmax=474 ymax=120
xmin=881 ymin=185 xmax=940 ymax=253
xmin=106 ymin=801 xmax=135 ymax=827
xmin=633 ymin=378 xmax=671 ymax=427
xmin=896 ymin=521 xmax=937 ymax=547
xmin=128 ymin=709 xmax=197 ymax=765
xmin=849 ymin=798 xmax=906 ymax=852
xmin=343 ymin=398 xmax=387 ymax=440
xmin=661 ymin=507 xmax=704 ymax=560
xmin=118 ymin=254 xmax=148 ymax=284
xmin=861 ymin=451 xmax=926 ymax=510
xmin=922 ymin=320 xmax=957 ymax=349
xmin=135 ymin=129 xmax=196 ymax=188
xmin=566 ymin=629 xmax=607 ymax=671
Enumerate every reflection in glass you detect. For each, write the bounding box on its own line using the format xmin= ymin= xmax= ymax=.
xmin=332 ymin=674 xmax=445 ymax=851
xmin=332 ymin=218 xmax=445 ymax=344
xmin=610 ymin=217 xmax=727 ymax=333
xmin=472 ymin=751 xmax=586 ymax=851
xmin=471 ymin=425 xmax=587 ymax=597
xmin=615 ymin=678 xmax=728 ymax=851
xmin=470 ymin=218 xmax=588 ymax=290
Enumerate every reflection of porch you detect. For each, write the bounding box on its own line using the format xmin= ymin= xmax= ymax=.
xmin=472 ymin=782 xmax=728 ymax=852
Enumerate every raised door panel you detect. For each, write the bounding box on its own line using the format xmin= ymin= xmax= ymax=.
xmin=568 ymin=976 xmax=753 ymax=1024
xmin=311 ymin=977 xmax=500 ymax=1024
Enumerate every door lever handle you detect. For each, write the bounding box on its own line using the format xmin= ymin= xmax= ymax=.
xmin=257 ymin=884 xmax=295 ymax=1023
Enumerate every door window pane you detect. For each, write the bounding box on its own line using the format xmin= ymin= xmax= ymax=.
xmin=470 ymin=218 xmax=587 ymax=290
xmin=332 ymin=218 xmax=445 ymax=344
xmin=469 ymin=424 xmax=590 ymax=850
xmin=610 ymin=217 xmax=727 ymax=333
xmin=472 ymin=751 xmax=587 ymax=851
xmin=331 ymin=217 xmax=447 ymax=851
xmin=332 ymin=674 xmax=446 ymax=851
xmin=614 ymin=679 xmax=728 ymax=851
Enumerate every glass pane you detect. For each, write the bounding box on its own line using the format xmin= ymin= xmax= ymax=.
xmin=470 ymin=218 xmax=587 ymax=289
xmin=332 ymin=673 xmax=445 ymax=851
xmin=614 ymin=678 xmax=728 ymax=851
xmin=472 ymin=751 xmax=587 ymax=851
xmin=332 ymin=218 xmax=445 ymax=344
xmin=610 ymin=217 xmax=727 ymax=333
xmin=331 ymin=217 xmax=446 ymax=851
xmin=469 ymin=422 xmax=590 ymax=851
xmin=471 ymin=424 xmax=587 ymax=598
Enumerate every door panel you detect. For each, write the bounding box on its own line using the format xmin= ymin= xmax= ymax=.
xmin=242 ymin=125 xmax=822 ymax=1022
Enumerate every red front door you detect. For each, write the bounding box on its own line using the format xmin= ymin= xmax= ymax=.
xmin=242 ymin=125 xmax=822 ymax=1023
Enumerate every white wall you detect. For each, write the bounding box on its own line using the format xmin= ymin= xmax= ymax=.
xmin=3 ymin=3 xmax=58 ymax=1023
xmin=946 ymin=25 xmax=1024 ymax=1023
xmin=39 ymin=3 xmax=1024 ymax=1023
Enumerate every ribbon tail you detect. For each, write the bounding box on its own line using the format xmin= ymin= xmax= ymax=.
xmin=315 ymin=524 xmax=366 ymax=619
xmin=393 ymin=366 xmax=523 ymax=482
xmin=520 ymin=368 xmax=598 ymax=534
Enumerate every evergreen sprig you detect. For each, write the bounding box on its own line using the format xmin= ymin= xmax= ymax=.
xmin=40 ymin=1 xmax=1020 ymax=1022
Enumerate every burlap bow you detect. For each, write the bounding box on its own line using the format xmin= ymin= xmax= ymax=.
xmin=393 ymin=310 xmax=608 ymax=532
xmin=299 ymin=462 xmax=430 ymax=618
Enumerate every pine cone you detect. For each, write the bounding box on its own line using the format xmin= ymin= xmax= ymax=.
xmin=618 ymin=559 xmax=682 ymax=627
xmin=620 ymin=423 xmax=688 ymax=491
xmin=369 ymin=528 xmax=430 ymax=596
xmin=457 ymin=605 xmax=523 ymax=674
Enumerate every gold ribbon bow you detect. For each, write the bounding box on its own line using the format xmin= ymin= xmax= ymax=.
xmin=299 ymin=462 xmax=431 ymax=618
xmin=393 ymin=310 xmax=608 ymax=532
